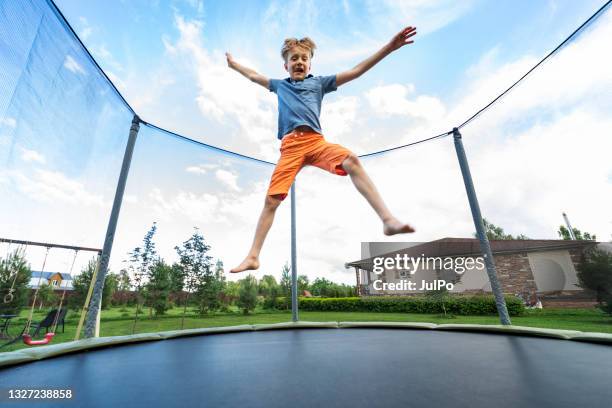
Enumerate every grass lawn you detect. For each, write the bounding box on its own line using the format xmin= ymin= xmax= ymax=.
xmin=1 ymin=306 xmax=610 ymax=353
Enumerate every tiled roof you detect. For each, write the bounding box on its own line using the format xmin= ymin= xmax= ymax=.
xmin=346 ymin=237 xmax=596 ymax=270
xmin=30 ymin=271 xmax=73 ymax=280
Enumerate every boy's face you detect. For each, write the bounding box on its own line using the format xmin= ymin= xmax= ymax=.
xmin=284 ymin=47 xmax=311 ymax=81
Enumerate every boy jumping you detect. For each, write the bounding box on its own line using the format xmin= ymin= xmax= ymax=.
xmin=227 ymin=26 xmax=417 ymax=273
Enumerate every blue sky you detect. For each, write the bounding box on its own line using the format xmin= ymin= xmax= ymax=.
xmin=54 ymin=0 xmax=603 ymax=105
xmin=1 ymin=0 xmax=611 ymax=283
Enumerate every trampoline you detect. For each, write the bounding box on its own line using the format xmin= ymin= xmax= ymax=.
xmin=1 ymin=324 xmax=611 ymax=408
xmin=2 ymin=2 xmax=612 ymax=407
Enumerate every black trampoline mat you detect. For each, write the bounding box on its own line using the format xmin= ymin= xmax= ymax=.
xmin=1 ymin=328 xmax=611 ymax=408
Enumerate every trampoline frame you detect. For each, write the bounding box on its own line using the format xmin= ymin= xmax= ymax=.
xmin=1 ymin=321 xmax=611 ymax=369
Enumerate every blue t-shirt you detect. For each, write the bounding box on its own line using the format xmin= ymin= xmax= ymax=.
xmin=269 ymin=74 xmax=337 ymax=139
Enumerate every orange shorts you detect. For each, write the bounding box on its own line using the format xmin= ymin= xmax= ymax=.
xmin=267 ymin=129 xmax=353 ymax=200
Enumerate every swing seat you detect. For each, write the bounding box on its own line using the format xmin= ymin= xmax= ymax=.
xmin=23 ymin=332 xmax=55 ymax=346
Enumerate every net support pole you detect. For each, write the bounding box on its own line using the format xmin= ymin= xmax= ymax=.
xmin=452 ymin=128 xmax=511 ymax=325
xmin=84 ymin=115 xmax=140 ymax=338
xmin=290 ymin=182 xmax=298 ymax=322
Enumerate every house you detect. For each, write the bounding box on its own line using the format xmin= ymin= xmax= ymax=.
xmin=28 ymin=271 xmax=74 ymax=290
xmin=345 ymin=238 xmax=601 ymax=307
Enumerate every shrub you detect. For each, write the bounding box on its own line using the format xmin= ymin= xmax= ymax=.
xmin=577 ymin=247 xmax=612 ymax=315
xmin=238 ymin=275 xmax=258 ymax=314
xmin=297 ymin=295 xmax=524 ymax=316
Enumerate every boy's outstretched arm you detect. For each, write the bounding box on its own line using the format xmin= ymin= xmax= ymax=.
xmin=226 ymin=52 xmax=269 ymax=89
xmin=336 ymin=26 xmax=417 ymax=87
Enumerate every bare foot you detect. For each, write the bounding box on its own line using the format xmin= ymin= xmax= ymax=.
xmin=230 ymin=256 xmax=260 ymax=273
xmin=383 ymin=218 xmax=415 ymax=236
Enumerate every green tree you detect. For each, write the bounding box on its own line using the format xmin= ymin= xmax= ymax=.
xmin=145 ymin=260 xmax=173 ymax=316
xmin=0 ymin=248 xmax=32 ymax=315
xmin=167 ymin=262 xmax=188 ymax=309
xmin=425 ymin=287 xmax=452 ymax=317
xmin=104 ymin=273 xmax=119 ymax=308
xmin=127 ymin=223 xmax=159 ymax=317
xmin=117 ymin=269 xmax=131 ymax=291
xmin=280 ymin=262 xmax=291 ymax=299
xmin=113 ymin=269 xmax=133 ymax=307
xmin=175 ymin=230 xmax=222 ymax=315
xmin=70 ymin=258 xmax=117 ymax=310
xmin=297 ymin=275 xmax=310 ymax=292
xmin=258 ymin=275 xmax=278 ymax=296
xmin=222 ymin=281 xmax=240 ymax=307
xmin=128 ymin=223 xmax=159 ymax=285
xmin=259 ymin=275 xmax=280 ymax=309
xmin=577 ymin=248 xmax=612 ymax=314
xmin=310 ymin=277 xmax=356 ymax=297
xmin=237 ymin=274 xmax=258 ymax=314
xmin=35 ymin=282 xmax=58 ymax=310
xmin=310 ymin=277 xmax=333 ymax=297
xmin=168 ymin=263 xmax=186 ymax=293
xmin=474 ymin=218 xmax=529 ymax=240
xmin=205 ymin=259 xmax=226 ymax=311
xmin=558 ymin=225 xmax=596 ymax=241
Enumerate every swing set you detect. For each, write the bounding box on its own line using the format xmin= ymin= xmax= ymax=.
xmin=1 ymin=238 xmax=101 ymax=347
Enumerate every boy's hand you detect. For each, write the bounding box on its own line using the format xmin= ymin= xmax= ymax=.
xmin=337 ymin=25 xmax=416 ymax=87
xmin=225 ymin=52 xmax=270 ymax=89
xmin=225 ymin=52 xmax=235 ymax=68
xmin=387 ymin=26 xmax=417 ymax=51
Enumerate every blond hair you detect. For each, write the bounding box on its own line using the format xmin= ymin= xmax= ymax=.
xmin=281 ymin=37 xmax=316 ymax=61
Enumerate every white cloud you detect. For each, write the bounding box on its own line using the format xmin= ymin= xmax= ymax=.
xmin=321 ymin=96 xmax=360 ymax=139
xmin=162 ymin=35 xmax=177 ymax=54
xmin=105 ymin=70 xmax=127 ymax=92
xmin=470 ymin=110 xmax=612 ymax=240
xmin=78 ymin=16 xmax=93 ymax=41
xmin=92 ymin=44 xmax=124 ymax=73
xmin=466 ymin=46 xmax=501 ymax=78
xmin=366 ymin=0 xmax=477 ymax=36
xmin=215 ymin=169 xmax=241 ymax=192
xmin=185 ymin=163 xmax=221 ymax=175
xmin=409 ymin=9 xmax=612 ymax=240
xmin=449 ymin=10 xmax=612 ymax=133
xmin=365 ymin=83 xmax=446 ymax=122
xmin=63 ymin=55 xmax=86 ymax=75
xmin=342 ymin=0 xmax=350 ymax=14
xmin=262 ymin=0 xmax=320 ymax=36
xmin=20 ymin=148 xmax=46 ymax=164
xmin=9 ymin=169 xmax=105 ymax=207
xmin=168 ymin=14 xmax=277 ymax=156
xmin=186 ymin=165 xmax=207 ymax=174
xmin=0 ymin=117 xmax=17 ymax=128
xmin=147 ymin=187 xmax=223 ymax=223
xmin=124 ymin=194 xmax=139 ymax=204
xmin=185 ymin=0 xmax=205 ymax=16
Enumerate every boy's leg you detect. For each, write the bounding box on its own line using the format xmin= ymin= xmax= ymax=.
xmin=341 ymin=154 xmax=415 ymax=235
xmin=230 ymin=195 xmax=282 ymax=273
xmin=231 ymin=134 xmax=304 ymax=273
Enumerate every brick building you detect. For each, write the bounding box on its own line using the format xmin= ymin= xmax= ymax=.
xmin=346 ymin=238 xmax=601 ymax=307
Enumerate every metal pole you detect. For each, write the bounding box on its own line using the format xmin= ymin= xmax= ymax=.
xmin=83 ymin=115 xmax=140 ymax=338
xmin=0 ymin=238 xmax=101 ymax=253
xmin=290 ymin=182 xmax=298 ymax=322
xmin=452 ymin=128 xmax=511 ymax=325
xmin=562 ymin=212 xmax=577 ymax=240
